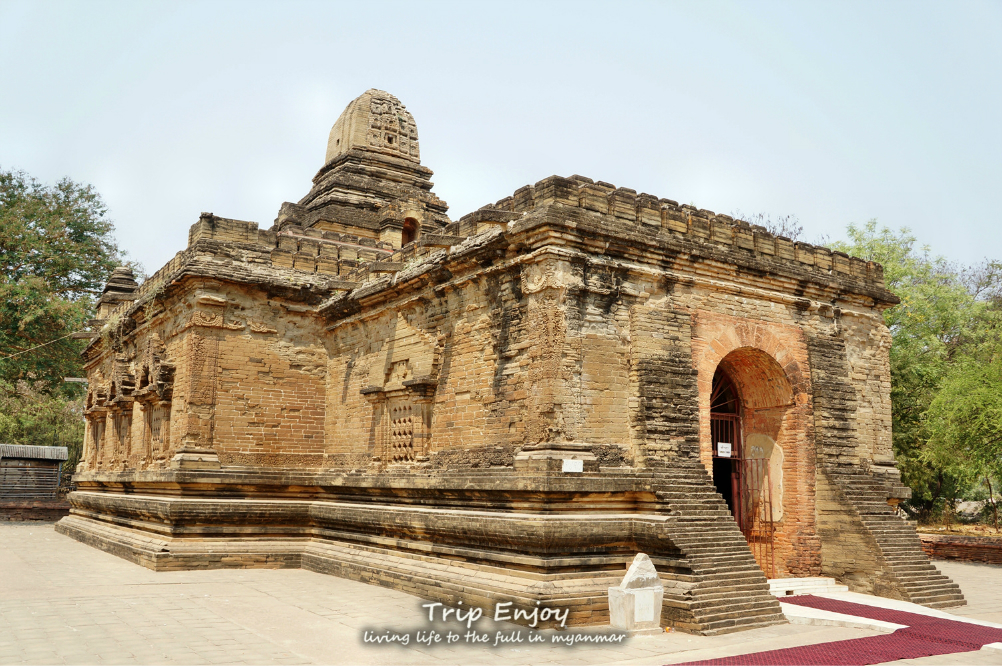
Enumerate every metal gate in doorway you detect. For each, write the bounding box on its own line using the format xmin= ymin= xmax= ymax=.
xmin=736 ymin=457 xmax=776 ymax=579
xmin=710 ymin=413 xmax=776 ymax=579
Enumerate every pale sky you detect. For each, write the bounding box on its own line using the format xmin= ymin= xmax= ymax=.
xmin=2 ymin=0 xmax=1000 ymax=276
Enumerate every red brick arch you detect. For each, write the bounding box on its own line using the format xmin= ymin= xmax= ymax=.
xmin=718 ymin=347 xmax=794 ymax=411
xmin=691 ymin=311 xmax=820 ymax=577
xmin=694 ymin=319 xmax=811 ymax=444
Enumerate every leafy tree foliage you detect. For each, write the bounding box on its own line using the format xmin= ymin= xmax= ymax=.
xmin=0 ymin=168 xmax=125 ymax=391
xmin=0 ymin=381 xmax=84 ymax=483
xmin=923 ymin=262 xmax=1002 ymax=525
xmin=833 ymin=221 xmax=1002 ymax=525
xmin=0 ymin=168 xmax=131 ymax=472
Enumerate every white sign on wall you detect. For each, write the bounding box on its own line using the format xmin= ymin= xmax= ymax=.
xmin=561 ymin=458 xmax=584 ymax=473
xmin=716 ymin=442 xmax=732 ymax=458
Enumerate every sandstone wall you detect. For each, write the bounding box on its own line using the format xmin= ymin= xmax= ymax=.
xmin=322 ymin=253 xmax=640 ymax=467
xmin=840 ymin=312 xmax=895 ymax=465
xmin=80 ymin=275 xmax=330 ymax=471
xmin=816 ymin=469 xmax=898 ymax=596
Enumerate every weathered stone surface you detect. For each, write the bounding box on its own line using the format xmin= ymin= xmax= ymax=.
xmin=58 ymin=89 xmax=963 ymax=635
xmin=0 ymin=500 xmax=70 ymax=521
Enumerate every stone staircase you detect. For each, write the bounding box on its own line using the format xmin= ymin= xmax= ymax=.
xmin=651 ymin=465 xmax=787 ymax=635
xmin=834 ymin=470 xmax=966 ymax=609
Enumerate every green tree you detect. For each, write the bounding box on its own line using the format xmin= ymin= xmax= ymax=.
xmin=0 ymin=382 xmax=85 ymax=482
xmin=0 ymin=168 xmax=132 ymax=477
xmin=0 ymin=168 xmax=124 ymax=390
xmin=922 ymin=261 xmax=1002 ymax=527
xmin=833 ymin=221 xmax=1002 ymax=523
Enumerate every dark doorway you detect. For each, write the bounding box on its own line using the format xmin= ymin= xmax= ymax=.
xmin=712 ymin=457 xmax=736 ymax=515
xmin=710 ymin=369 xmax=741 ymax=520
xmin=402 ymin=218 xmax=418 ymax=246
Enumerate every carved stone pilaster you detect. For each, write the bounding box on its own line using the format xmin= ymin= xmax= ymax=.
xmin=174 ymin=292 xmax=230 ymax=470
xmin=404 ymin=378 xmax=436 ymax=465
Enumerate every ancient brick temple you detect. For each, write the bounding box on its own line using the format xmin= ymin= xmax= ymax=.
xmin=57 ymin=89 xmax=965 ymax=634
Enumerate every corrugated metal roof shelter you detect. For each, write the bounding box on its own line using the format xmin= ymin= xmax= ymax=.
xmin=0 ymin=445 xmax=69 ymax=499
xmin=0 ymin=444 xmax=69 ymax=460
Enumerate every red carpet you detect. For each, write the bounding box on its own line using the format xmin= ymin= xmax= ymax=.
xmin=675 ymin=595 xmax=1001 ymax=666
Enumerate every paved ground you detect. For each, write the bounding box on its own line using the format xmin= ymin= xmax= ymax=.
xmin=0 ymin=522 xmax=998 ymax=665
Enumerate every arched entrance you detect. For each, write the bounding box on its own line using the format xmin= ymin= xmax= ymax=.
xmin=695 ymin=318 xmax=821 ymax=579
xmin=710 ymin=360 xmax=784 ymax=579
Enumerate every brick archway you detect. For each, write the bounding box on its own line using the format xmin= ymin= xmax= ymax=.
xmin=694 ymin=319 xmax=811 ymax=464
xmin=692 ymin=312 xmax=820 ymax=577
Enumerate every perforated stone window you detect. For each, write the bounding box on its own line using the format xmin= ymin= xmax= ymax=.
xmin=387 ymin=396 xmax=415 ymax=462
xmin=145 ymin=402 xmax=171 ymax=454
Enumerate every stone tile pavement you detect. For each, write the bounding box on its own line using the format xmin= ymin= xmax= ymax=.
xmin=933 ymin=560 xmax=1002 ymax=625
xmin=0 ymin=523 xmax=999 ymax=665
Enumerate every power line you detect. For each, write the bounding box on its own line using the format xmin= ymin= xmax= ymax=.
xmin=0 ymin=330 xmax=82 ymax=360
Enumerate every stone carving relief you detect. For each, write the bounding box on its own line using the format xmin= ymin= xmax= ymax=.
xmin=113 ymin=407 xmax=132 ymax=456
xmin=386 ymin=359 xmax=412 ymax=386
xmin=130 ymin=334 xmax=175 ymax=465
xmin=88 ymin=415 xmax=105 ymax=460
xmin=522 ymin=258 xmax=579 ymax=445
xmin=186 ymin=311 xmax=245 ymax=331
xmin=520 ymin=258 xmax=581 ymax=295
xmin=79 ymin=331 xmax=177 ymax=470
xmin=187 ymin=333 xmax=218 ymax=410
xmin=135 ymin=334 xmax=175 ymax=402
xmin=367 ymin=96 xmax=419 ymax=159
xmin=175 ymin=291 xmax=229 ymax=453
xmin=365 ymin=313 xmax=439 ymax=389
xmin=249 ymin=320 xmax=278 ymax=334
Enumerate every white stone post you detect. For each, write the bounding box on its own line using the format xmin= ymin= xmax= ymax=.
xmin=608 ymin=553 xmax=664 ymax=634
